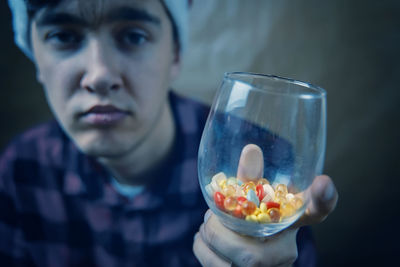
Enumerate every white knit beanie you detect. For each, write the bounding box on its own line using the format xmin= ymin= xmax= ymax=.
xmin=7 ymin=0 xmax=189 ymax=60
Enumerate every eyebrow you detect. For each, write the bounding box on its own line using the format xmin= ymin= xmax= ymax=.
xmin=36 ymin=13 xmax=87 ymax=27
xmin=35 ymin=6 xmax=161 ymax=27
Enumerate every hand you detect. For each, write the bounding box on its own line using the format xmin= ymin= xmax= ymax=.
xmin=193 ymin=175 xmax=338 ymax=267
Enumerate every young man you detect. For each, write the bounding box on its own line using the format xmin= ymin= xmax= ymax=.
xmin=2 ymin=0 xmax=338 ymax=266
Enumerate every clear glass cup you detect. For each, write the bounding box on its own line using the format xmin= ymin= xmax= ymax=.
xmin=198 ymin=72 xmax=327 ymax=236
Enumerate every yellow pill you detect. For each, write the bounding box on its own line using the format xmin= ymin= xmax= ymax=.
xmin=257 ymin=178 xmax=270 ymax=185
xmin=254 ymin=208 xmax=262 ymax=216
xmin=222 ymin=184 xmax=235 ymax=197
xmin=281 ymin=203 xmax=296 ymax=217
xmin=275 ymin=196 xmax=287 ymax=204
xmin=257 ymin=213 xmax=271 ymax=223
xmin=286 ymin=193 xmax=295 ymax=201
xmin=235 ymin=187 xmax=245 ymax=197
xmin=245 ymin=215 xmax=258 ymax=223
xmin=242 ymin=182 xmax=256 ymax=194
xmin=227 ymin=177 xmax=237 ymax=186
xmin=275 ymin=184 xmax=288 ymax=196
xmin=291 ymin=197 xmax=303 ymax=209
xmin=275 ymin=190 xmax=286 ymax=199
xmin=260 ymin=202 xmax=268 ymax=213
xmin=224 ymin=196 xmax=238 ymax=211
xmin=218 ymin=179 xmax=227 ymax=189
xmin=276 ymin=184 xmax=288 ymax=195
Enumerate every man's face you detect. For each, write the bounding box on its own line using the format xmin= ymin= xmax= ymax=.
xmin=31 ymin=0 xmax=179 ymax=158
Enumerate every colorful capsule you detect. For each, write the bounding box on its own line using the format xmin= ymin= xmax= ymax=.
xmin=257 ymin=178 xmax=270 ymax=185
xmin=266 ymin=201 xmax=280 ymax=210
xmin=242 ymin=182 xmax=256 ymax=194
xmin=267 ymin=208 xmax=281 ymax=223
xmin=232 ymin=205 xmax=245 ymax=219
xmin=224 ymin=196 xmax=238 ymax=211
xmin=275 ymin=196 xmax=287 ymax=205
xmin=263 ymin=184 xmax=275 ymax=199
xmin=246 ymin=189 xmax=260 ymax=207
xmin=212 ymin=172 xmax=227 ymax=183
xmin=257 ymin=213 xmax=271 ymax=223
xmin=245 ymin=214 xmax=258 ymax=223
xmin=227 ymin=177 xmax=237 ymax=186
xmin=214 ymin=192 xmax=225 ymax=211
xmin=222 ymin=185 xmax=236 ymax=197
xmin=261 ymin=194 xmax=273 ymax=203
xmin=237 ymin=196 xmax=247 ymax=205
xmin=286 ymin=193 xmax=295 ymax=201
xmin=291 ymin=196 xmax=303 ymax=209
xmin=218 ymin=179 xmax=227 ymax=189
xmin=256 ymin=184 xmax=265 ymax=202
xmin=276 ymin=184 xmax=288 ymax=195
xmin=241 ymin=200 xmax=257 ymax=216
xmin=209 ymin=172 xmax=304 ymax=224
xmin=260 ymin=202 xmax=268 ymax=213
xmin=275 ymin=190 xmax=286 ymax=199
xmin=281 ymin=202 xmax=296 ymax=217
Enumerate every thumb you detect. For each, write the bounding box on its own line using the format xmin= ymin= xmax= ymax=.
xmin=236 ymin=144 xmax=264 ymax=182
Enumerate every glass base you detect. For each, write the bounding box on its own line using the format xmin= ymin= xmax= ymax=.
xmin=206 ymin=197 xmax=305 ymax=237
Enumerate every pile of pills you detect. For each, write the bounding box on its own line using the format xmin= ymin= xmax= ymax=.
xmin=205 ymin=172 xmax=303 ymax=223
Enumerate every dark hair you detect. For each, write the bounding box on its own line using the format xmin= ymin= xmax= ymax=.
xmin=26 ymin=0 xmax=61 ymax=20
xmin=25 ymin=0 xmax=180 ymax=49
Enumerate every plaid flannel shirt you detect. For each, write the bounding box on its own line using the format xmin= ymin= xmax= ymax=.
xmin=0 ymin=92 xmax=316 ymax=266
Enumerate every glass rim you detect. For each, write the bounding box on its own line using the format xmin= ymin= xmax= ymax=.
xmin=224 ymin=72 xmax=327 ymax=98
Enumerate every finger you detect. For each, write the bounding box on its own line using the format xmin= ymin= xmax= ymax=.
xmin=293 ymin=175 xmax=338 ymax=228
xmin=236 ymin=144 xmax=264 ymax=182
xmin=193 ymin=232 xmax=231 ymax=267
xmin=200 ymin=212 xmax=299 ymax=267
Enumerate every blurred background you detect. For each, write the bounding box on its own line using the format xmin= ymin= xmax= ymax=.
xmin=1 ymin=0 xmax=399 ymax=266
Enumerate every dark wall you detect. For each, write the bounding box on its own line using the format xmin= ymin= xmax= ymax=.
xmin=0 ymin=0 xmax=52 ymax=146
xmin=254 ymin=1 xmax=400 ymax=265
xmin=1 ymin=1 xmax=399 ymax=266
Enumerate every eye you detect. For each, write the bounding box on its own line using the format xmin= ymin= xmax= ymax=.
xmin=45 ymin=29 xmax=83 ymax=49
xmin=116 ymin=28 xmax=149 ymax=48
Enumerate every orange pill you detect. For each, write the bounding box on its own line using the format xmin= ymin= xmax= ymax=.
xmin=241 ymin=200 xmax=257 ymax=216
xmin=224 ymin=196 xmax=238 ymax=211
xmin=267 ymin=208 xmax=281 ymax=223
xmin=232 ymin=205 xmax=244 ymax=219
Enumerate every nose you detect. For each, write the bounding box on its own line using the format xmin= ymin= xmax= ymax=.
xmin=80 ymin=39 xmax=123 ymax=94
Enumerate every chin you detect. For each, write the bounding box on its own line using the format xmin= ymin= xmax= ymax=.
xmin=73 ymin=132 xmax=136 ymax=159
xmin=83 ymin=145 xmax=128 ymax=158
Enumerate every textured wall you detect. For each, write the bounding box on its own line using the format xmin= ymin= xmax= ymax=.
xmin=1 ymin=0 xmax=399 ymax=266
xmin=173 ymin=1 xmax=400 ymax=265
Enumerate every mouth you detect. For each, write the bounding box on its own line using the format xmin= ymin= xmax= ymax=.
xmin=79 ymin=105 xmax=131 ymax=126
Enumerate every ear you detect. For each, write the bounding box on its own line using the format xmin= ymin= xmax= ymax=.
xmin=169 ymin=42 xmax=181 ymax=81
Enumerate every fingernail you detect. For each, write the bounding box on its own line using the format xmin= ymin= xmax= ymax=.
xmin=204 ymin=210 xmax=211 ymax=223
xmin=323 ymin=183 xmax=335 ymax=201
